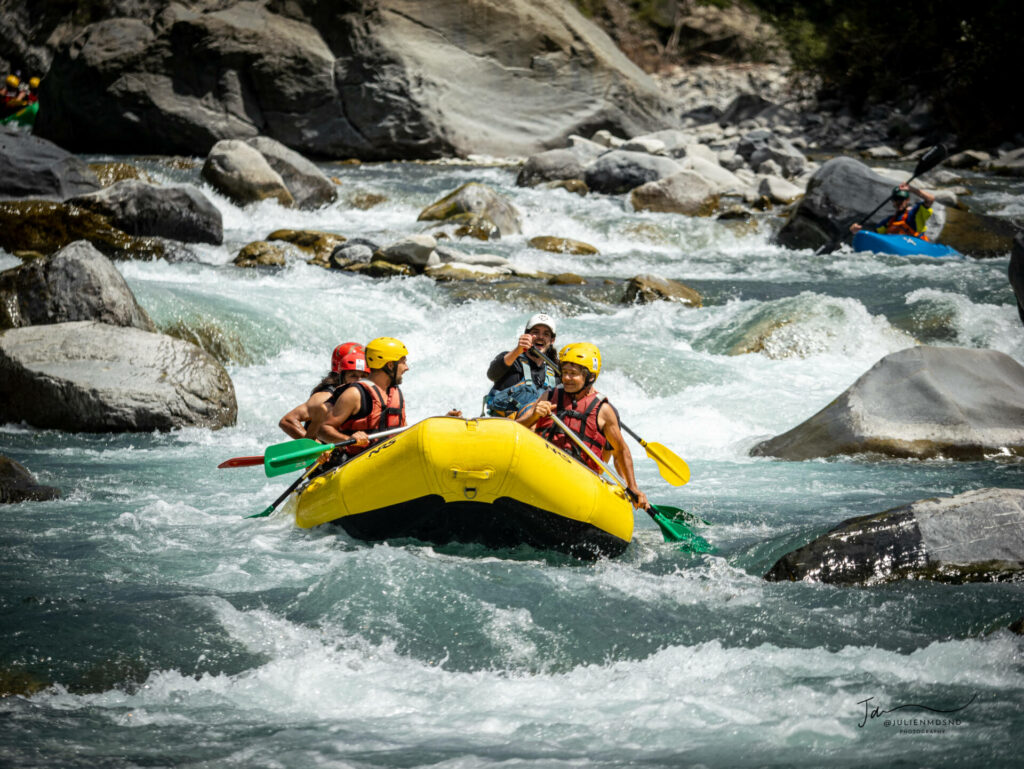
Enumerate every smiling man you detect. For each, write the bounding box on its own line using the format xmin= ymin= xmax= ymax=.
xmin=483 ymin=312 xmax=559 ymax=417
xmin=517 ymin=342 xmax=649 ymax=511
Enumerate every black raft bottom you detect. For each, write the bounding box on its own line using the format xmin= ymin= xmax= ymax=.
xmin=329 ymin=495 xmax=629 ymax=560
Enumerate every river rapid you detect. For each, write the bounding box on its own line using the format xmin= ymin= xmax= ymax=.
xmin=1 ymin=157 xmax=1022 ymax=768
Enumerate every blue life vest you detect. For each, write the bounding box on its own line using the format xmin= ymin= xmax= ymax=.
xmin=484 ymin=355 xmax=558 ymax=417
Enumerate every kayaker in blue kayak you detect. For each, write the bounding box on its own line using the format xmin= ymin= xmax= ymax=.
xmin=483 ymin=312 xmax=559 ymax=417
xmin=849 ymin=182 xmax=935 ymax=241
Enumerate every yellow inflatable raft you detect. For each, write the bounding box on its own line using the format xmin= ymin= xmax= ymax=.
xmin=292 ymin=416 xmax=634 ymax=558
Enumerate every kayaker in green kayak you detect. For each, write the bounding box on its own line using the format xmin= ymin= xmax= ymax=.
xmin=849 ymin=182 xmax=935 ymax=241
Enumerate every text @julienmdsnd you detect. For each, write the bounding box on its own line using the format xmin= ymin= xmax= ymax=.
xmin=857 ymin=694 xmax=976 ymax=732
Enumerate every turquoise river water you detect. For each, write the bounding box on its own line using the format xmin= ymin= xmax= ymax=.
xmin=1 ymin=158 xmax=1022 ymax=767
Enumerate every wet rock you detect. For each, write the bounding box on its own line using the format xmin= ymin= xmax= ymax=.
xmin=623 ymin=275 xmax=702 ymax=307
xmin=201 ymin=140 xmax=294 ymax=207
xmin=986 ymin=148 xmax=1024 ymax=177
xmin=0 ymin=455 xmax=60 ymax=503
xmin=591 ymin=130 xmax=627 ymax=148
xmin=751 ymin=346 xmax=1024 ymax=461
xmin=424 ymin=263 xmax=511 ymax=282
xmin=88 ymin=162 xmax=151 ymax=187
xmin=583 ymin=150 xmax=682 ymax=195
xmin=1010 ymin=617 xmax=1024 ymax=635
xmin=330 ymin=243 xmax=374 ymax=267
xmin=233 ymin=241 xmax=287 ymax=268
xmin=0 ymin=125 xmax=101 ymax=200
xmin=434 ymin=247 xmax=510 ymax=267
xmin=0 ymin=241 xmax=155 ymax=331
xmin=630 ymin=171 xmax=719 ymax=216
xmin=418 ymin=183 xmax=521 ymax=237
xmin=380 ymin=235 xmax=439 ymax=268
xmin=620 ymin=137 xmax=666 ymax=155
xmin=544 ymin=179 xmax=589 ymax=196
xmin=937 ymin=206 xmax=1017 ymax=257
xmin=243 ymin=136 xmax=337 ymax=209
xmin=429 ymin=213 xmax=500 ymax=241
xmin=764 ymin=488 xmax=1024 ymax=585
xmin=1009 ymin=231 xmax=1024 ymax=326
xmin=677 ymin=155 xmax=749 ymax=195
xmin=861 ymin=145 xmax=900 ymax=159
xmin=345 ymin=260 xmax=414 ymax=279
xmin=529 ymin=237 xmax=599 ymax=255
xmin=348 ymin=191 xmax=387 ymax=210
xmin=68 ymin=180 xmax=223 ymax=244
xmin=548 ymin=273 xmax=586 ymax=285
xmin=0 ymin=201 xmax=164 ymax=260
xmin=0 ymin=321 xmax=237 ymax=432
xmin=268 ymin=229 xmax=346 ymax=265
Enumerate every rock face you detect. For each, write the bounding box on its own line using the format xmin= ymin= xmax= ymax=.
xmin=0 ymin=241 xmax=155 ymax=331
xmin=68 ymin=180 xmax=223 ymax=244
xmin=751 ymin=346 xmax=1024 ymax=461
xmin=0 ymin=321 xmax=237 ymax=432
xmin=33 ymin=0 xmax=674 ymax=160
xmin=0 ymin=455 xmax=60 ymax=503
xmin=764 ymin=488 xmax=1024 ymax=585
xmin=0 ymin=126 xmax=101 ymax=200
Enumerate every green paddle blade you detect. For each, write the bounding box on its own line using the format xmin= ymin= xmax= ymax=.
xmin=648 ymin=504 xmax=714 ymax=553
xmin=649 ymin=503 xmax=710 ymax=527
xmin=263 ymin=438 xmax=328 ymax=477
xmin=246 ymin=505 xmax=276 ymax=519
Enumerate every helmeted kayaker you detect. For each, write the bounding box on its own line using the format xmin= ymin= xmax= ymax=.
xmin=518 ymin=342 xmax=649 ymax=510
xmin=850 ymin=182 xmax=935 ymax=240
xmin=278 ymin=342 xmax=367 ymax=439
xmin=484 ymin=312 xmax=559 ymax=417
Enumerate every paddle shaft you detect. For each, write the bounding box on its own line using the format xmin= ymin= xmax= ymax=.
xmin=266 ymin=425 xmax=408 ymax=470
xmin=548 ymin=414 xmax=635 ymax=502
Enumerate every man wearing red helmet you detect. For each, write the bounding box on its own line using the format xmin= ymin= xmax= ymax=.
xmin=278 ymin=342 xmax=367 ymax=439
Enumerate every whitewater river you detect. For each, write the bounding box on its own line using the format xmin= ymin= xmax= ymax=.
xmin=2 ymin=157 xmax=1022 ymax=767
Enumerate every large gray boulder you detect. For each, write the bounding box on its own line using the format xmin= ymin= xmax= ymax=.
xmin=751 ymin=346 xmax=1024 ymax=461
xmin=0 ymin=241 xmax=155 ymax=331
xmin=764 ymin=488 xmax=1024 ymax=585
xmin=0 ymin=125 xmax=101 ymax=200
xmin=584 ymin=150 xmax=682 ymax=195
xmin=735 ymin=129 xmax=806 ymax=178
xmin=630 ymin=171 xmax=719 ymax=216
xmin=201 ymin=140 xmax=294 ymax=207
xmin=33 ymin=0 xmax=674 ymax=160
xmin=243 ymin=136 xmax=337 ymax=209
xmin=775 ymin=156 xmax=940 ymax=251
xmin=67 ymin=180 xmax=223 ymax=244
xmin=418 ymin=183 xmax=522 ymax=237
xmin=0 ymin=321 xmax=237 ymax=432
xmin=516 ymin=146 xmax=602 ymax=187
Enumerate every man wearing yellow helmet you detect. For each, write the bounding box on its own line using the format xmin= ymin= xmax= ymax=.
xmin=518 ymin=342 xmax=649 ymax=510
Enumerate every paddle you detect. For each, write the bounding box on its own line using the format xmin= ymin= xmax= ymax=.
xmin=546 ymin=414 xmax=707 ymax=548
xmin=246 ymin=459 xmax=323 ymax=519
xmin=536 ymin=349 xmax=691 ymax=487
xmin=218 ymin=455 xmax=264 ymax=469
xmin=816 ymin=144 xmax=949 ymax=255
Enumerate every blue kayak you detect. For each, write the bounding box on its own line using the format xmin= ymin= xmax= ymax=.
xmin=852 ymin=230 xmax=962 ymax=258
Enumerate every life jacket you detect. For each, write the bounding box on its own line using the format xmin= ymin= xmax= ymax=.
xmin=535 ymin=386 xmax=609 ymax=473
xmin=337 ymin=380 xmax=405 ymax=455
xmin=485 ymin=353 xmax=558 ymax=418
xmin=882 ymin=204 xmax=929 ymax=240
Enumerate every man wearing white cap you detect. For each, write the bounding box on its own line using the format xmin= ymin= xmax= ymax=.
xmin=484 ymin=313 xmax=559 ymax=417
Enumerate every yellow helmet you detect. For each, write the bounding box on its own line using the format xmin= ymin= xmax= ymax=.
xmin=365 ymin=337 xmax=408 ymax=369
xmin=28 ymin=77 xmax=40 ymax=89
xmin=5 ymin=75 xmax=19 ymax=88
xmin=558 ymin=342 xmax=601 ymax=378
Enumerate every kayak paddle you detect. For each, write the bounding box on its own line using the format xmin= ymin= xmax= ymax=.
xmin=536 ymin=348 xmax=691 ymax=487
xmin=817 ymin=143 xmax=949 ymax=255
xmin=218 ymin=455 xmax=264 ymax=468
xmin=547 ymin=414 xmax=709 ymax=549
xmin=263 ymin=425 xmax=408 ymax=477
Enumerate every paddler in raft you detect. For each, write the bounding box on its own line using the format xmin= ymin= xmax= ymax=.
xmin=849 ymin=182 xmax=935 ymax=241
xmin=517 ymin=342 xmax=650 ymax=511
xmin=483 ymin=312 xmax=559 ymax=417
xmin=278 ymin=342 xmax=367 ymax=439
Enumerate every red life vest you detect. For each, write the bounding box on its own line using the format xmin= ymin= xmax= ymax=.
xmin=535 ymin=386 xmax=609 ymax=473
xmin=883 ymin=206 xmax=929 ymax=240
xmin=338 ymin=380 xmax=406 ymax=455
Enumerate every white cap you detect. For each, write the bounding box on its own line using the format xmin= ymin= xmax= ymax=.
xmin=525 ymin=312 xmax=556 ymax=335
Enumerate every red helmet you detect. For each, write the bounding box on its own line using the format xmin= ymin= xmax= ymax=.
xmin=331 ymin=342 xmax=365 ymax=373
